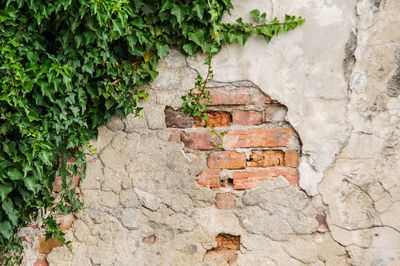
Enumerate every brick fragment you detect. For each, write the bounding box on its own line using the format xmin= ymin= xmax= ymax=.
xmin=224 ymin=128 xmax=292 ymax=149
xmin=142 ymin=234 xmax=157 ymax=245
xmin=165 ymin=107 xmax=193 ymax=128
xmin=181 ymin=130 xmax=222 ymax=150
xmin=285 ymin=150 xmax=299 ymax=167
xmin=208 ymin=151 xmax=246 ymax=169
xmin=264 ymin=104 xmax=287 ymax=122
xmin=56 ymin=213 xmax=75 ymax=231
xmin=247 ymin=150 xmax=285 ymax=167
xmin=233 ymin=167 xmax=298 ymax=189
xmin=215 ymin=193 xmax=236 ymax=209
xmin=33 ymin=255 xmax=48 ymax=266
xmin=37 ymin=236 xmax=63 ymax=254
xmin=196 ymin=169 xmax=221 ymax=188
xmin=214 ymin=234 xmax=240 ymax=251
xmin=316 ymin=214 xmax=329 ymax=232
xmin=195 ymin=111 xmax=231 ymax=127
xmin=204 ymin=250 xmax=238 ymax=265
xmin=232 ymin=110 xmax=263 ymax=125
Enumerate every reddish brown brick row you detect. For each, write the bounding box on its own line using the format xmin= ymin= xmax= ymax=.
xmin=233 ymin=167 xmax=299 ymax=189
xmin=224 ymin=128 xmax=293 ymax=149
xmin=166 ymin=108 xmax=287 ymax=129
xmin=207 ymin=150 xmax=299 ymax=170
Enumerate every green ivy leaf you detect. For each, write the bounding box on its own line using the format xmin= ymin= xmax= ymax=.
xmin=192 ymin=2 xmax=206 ymax=20
xmin=0 ymin=221 xmax=13 ymax=239
xmin=7 ymin=169 xmax=23 ymax=181
xmin=183 ymin=43 xmax=197 ymax=55
xmin=0 ymin=183 xmax=13 ymax=201
xmin=24 ymin=176 xmax=39 ymax=192
xmin=236 ymin=34 xmax=246 ymax=46
xmin=160 ymin=0 xmax=173 ymax=12
xmin=188 ymin=29 xmax=205 ymax=47
xmin=2 ymin=199 xmax=19 ymax=226
xmin=171 ymin=4 xmax=187 ymax=25
xmin=38 ymin=150 xmax=53 ymax=166
xmin=156 ymin=44 xmax=170 ymax=58
xmin=250 ymin=9 xmax=260 ymax=20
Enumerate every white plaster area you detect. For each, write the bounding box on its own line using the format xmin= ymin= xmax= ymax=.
xmin=189 ymin=0 xmax=357 ymax=195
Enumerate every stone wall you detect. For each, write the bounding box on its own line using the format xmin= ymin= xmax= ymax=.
xmin=37 ymin=0 xmax=400 ymax=265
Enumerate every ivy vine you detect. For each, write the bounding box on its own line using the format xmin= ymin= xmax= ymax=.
xmin=0 ymin=0 xmax=303 ymax=263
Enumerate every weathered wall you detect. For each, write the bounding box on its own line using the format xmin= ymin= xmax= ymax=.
xmin=43 ymin=0 xmax=400 ymax=265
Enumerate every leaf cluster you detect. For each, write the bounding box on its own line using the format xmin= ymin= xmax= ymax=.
xmin=0 ymin=0 xmax=304 ymax=260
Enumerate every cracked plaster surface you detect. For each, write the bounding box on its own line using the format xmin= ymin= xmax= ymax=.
xmin=46 ymin=0 xmax=400 ymax=265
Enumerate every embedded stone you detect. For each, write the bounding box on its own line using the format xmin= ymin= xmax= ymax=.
xmin=134 ymin=188 xmax=161 ymax=211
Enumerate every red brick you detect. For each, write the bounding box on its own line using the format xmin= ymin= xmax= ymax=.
xmin=196 ymin=169 xmax=221 ymax=188
xmin=264 ymin=104 xmax=287 ymax=122
xmin=232 ymin=167 xmax=298 ymax=189
xmin=285 ymin=150 xmax=299 ymax=167
xmin=181 ymin=130 xmax=222 ymax=150
xmin=165 ymin=107 xmax=193 ymax=128
xmin=215 ymin=193 xmax=236 ymax=209
xmin=224 ymin=128 xmax=292 ymax=149
xmin=208 ymin=151 xmax=246 ymax=169
xmin=247 ymin=150 xmax=285 ymax=167
xmin=232 ymin=110 xmax=263 ymax=125
xmin=37 ymin=236 xmax=63 ymax=254
xmin=195 ymin=111 xmax=231 ymax=127
xmin=207 ymin=89 xmax=254 ymax=105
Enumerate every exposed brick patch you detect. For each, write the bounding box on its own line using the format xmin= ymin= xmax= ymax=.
xmin=181 ymin=130 xmax=221 ymax=150
xmin=204 ymin=234 xmax=240 ymax=265
xmin=208 ymin=151 xmax=246 ymax=169
xmin=195 ymin=111 xmax=231 ymax=127
xmin=196 ymin=169 xmax=221 ymax=188
xmin=285 ymin=150 xmax=299 ymax=168
xmin=247 ymin=150 xmax=285 ymax=167
xmin=165 ymin=107 xmax=193 ymax=128
xmin=166 ymin=84 xmax=301 ymax=194
xmin=215 ymin=193 xmax=236 ymax=209
xmin=224 ymin=128 xmax=293 ymax=149
xmin=233 ymin=167 xmax=299 ymax=189
xmin=232 ymin=110 xmax=263 ymax=125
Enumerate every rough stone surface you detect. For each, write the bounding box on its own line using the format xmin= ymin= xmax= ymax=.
xmin=45 ymin=0 xmax=400 ymax=265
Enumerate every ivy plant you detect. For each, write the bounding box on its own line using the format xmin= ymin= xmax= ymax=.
xmin=0 ymin=0 xmax=304 ymax=263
